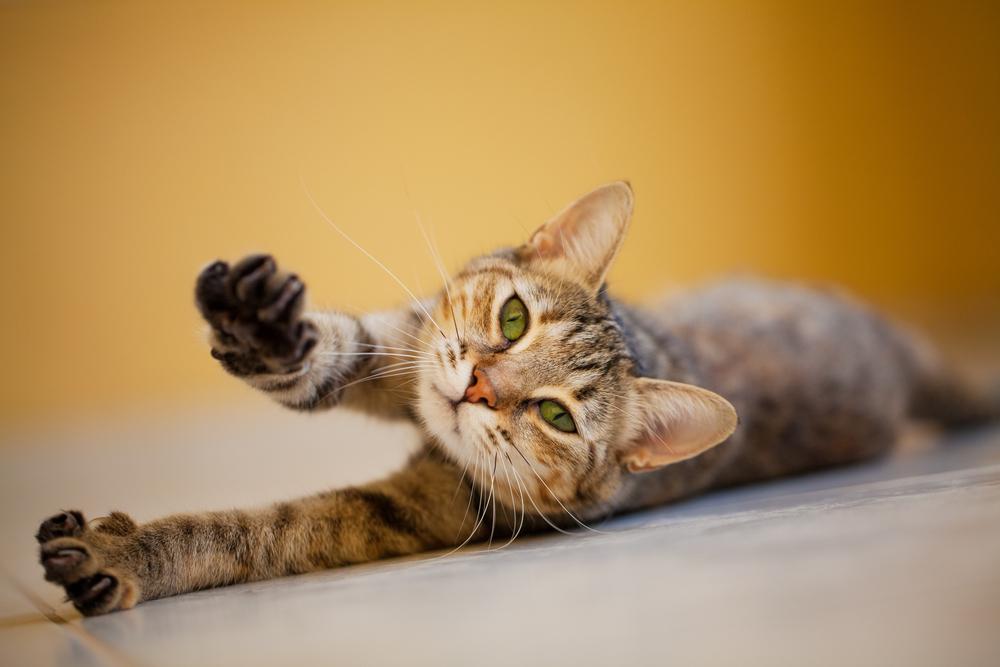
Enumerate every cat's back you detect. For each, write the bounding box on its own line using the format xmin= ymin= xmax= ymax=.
xmin=646 ymin=277 xmax=909 ymax=396
xmin=638 ymin=277 xmax=914 ymax=487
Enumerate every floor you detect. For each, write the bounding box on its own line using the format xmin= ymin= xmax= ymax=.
xmin=1 ymin=404 xmax=999 ymax=666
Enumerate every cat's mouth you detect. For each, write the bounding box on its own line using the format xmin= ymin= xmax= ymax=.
xmin=426 ymin=383 xmax=463 ymax=436
xmin=432 ymin=383 xmax=462 ymax=411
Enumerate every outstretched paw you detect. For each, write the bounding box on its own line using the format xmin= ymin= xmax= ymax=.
xmin=36 ymin=511 xmax=139 ymax=616
xmin=35 ymin=510 xmax=85 ymax=543
xmin=195 ymin=254 xmax=318 ymax=374
xmin=65 ymin=571 xmax=130 ymax=617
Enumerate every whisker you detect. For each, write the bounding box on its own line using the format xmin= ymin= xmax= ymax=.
xmin=504 ymin=451 xmax=528 ymax=542
xmin=491 ymin=447 xmax=524 ymax=551
xmin=488 ymin=452 xmax=498 ymax=548
xmin=301 ymin=179 xmax=447 ymax=339
xmin=502 ymin=450 xmax=576 ymax=536
xmin=428 ymin=449 xmax=495 ymax=561
xmin=452 ymin=447 xmax=479 ymax=541
xmin=362 ymin=311 xmax=431 ymax=350
xmin=332 ymin=366 xmax=430 ymax=393
xmin=507 ymin=441 xmax=606 ymax=534
xmin=353 ymin=342 xmax=434 ymax=358
xmin=414 ymin=212 xmax=463 ymax=342
xmin=315 ymin=351 xmax=431 ymax=361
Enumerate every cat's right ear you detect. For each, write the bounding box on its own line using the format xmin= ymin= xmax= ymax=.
xmin=517 ymin=181 xmax=634 ymax=293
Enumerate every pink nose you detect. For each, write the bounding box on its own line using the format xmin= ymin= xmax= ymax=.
xmin=464 ymin=368 xmax=498 ymax=408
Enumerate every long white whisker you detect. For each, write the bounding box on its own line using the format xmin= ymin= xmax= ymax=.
xmin=492 ymin=447 xmax=523 ymax=551
xmin=315 ymin=351 xmax=431 ymax=361
xmin=353 ymin=342 xmax=434 ymax=357
xmin=505 ymin=451 xmax=528 ymax=542
xmin=502 ymin=450 xmax=576 ymax=536
xmin=301 ymin=179 xmax=447 ymax=339
xmin=414 ymin=212 xmax=462 ymax=342
xmin=360 ymin=311 xmax=430 ymax=350
xmin=428 ymin=449 xmax=494 ymax=561
xmin=333 ymin=366 xmax=430 ymax=393
xmin=364 ymin=360 xmax=436 ymax=374
xmin=487 ymin=452 xmax=498 ymax=548
xmin=507 ymin=441 xmax=605 ymax=534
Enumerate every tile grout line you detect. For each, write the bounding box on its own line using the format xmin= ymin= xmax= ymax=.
xmin=2 ymin=569 xmax=143 ymax=667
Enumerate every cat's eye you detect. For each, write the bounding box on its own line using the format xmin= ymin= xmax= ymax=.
xmin=500 ymin=296 xmax=527 ymax=342
xmin=539 ymin=399 xmax=576 ymax=433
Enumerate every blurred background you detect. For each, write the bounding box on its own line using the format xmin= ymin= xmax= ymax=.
xmin=1 ymin=4 xmax=1000 ymax=661
xmin=2 ymin=1 xmax=999 ymax=426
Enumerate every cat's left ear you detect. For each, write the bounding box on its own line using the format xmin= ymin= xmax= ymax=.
xmin=518 ymin=181 xmax=634 ymax=292
xmin=621 ymin=377 xmax=738 ymax=473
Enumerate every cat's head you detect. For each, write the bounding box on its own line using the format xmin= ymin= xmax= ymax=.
xmin=415 ymin=182 xmax=737 ymax=517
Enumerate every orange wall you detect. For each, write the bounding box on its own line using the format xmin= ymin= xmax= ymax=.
xmin=1 ymin=1 xmax=998 ymax=419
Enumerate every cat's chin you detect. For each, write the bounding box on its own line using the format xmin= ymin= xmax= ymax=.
xmin=417 ymin=380 xmax=493 ymax=469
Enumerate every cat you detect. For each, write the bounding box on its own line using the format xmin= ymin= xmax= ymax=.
xmin=36 ymin=182 xmax=998 ymax=616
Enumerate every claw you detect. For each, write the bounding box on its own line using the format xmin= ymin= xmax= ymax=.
xmin=258 ymin=276 xmax=305 ymax=323
xmin=67 ymin=573 xmax=121 ymax=615
xmin=40 ymin=542 xmax=91 ymax=583
xmin=228 ymin=254 xmax=275 ymax=303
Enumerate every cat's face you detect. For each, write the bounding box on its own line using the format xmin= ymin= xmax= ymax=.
xmin=416 ymin=252 xmax=634 ymax=515
xmin=414 ymin=183 xmax=737 ymax=517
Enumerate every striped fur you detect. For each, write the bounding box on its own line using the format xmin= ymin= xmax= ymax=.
xmin=37 ymin=182 xmax=998 ymax=615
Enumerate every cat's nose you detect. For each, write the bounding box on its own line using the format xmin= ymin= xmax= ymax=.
xmin=464 ymin=367 xmax=498 ymax=408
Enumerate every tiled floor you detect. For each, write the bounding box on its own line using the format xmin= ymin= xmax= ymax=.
xmin=2 ymin=404 xmax=999 ymax=666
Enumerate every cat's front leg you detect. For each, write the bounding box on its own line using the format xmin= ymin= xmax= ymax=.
xmin=195 ymin=254 xmax=423 ymax=415
xmin=36 ymin=510 xmax=143 ymax=615
xmin=37 ymin=453 xmax=488 ymax=616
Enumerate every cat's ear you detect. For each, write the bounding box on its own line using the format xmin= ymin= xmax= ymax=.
xmin=621 ymin=377 xmax=738 ymax=473
xmin=518 ymin=181 xmax=634 ymax=292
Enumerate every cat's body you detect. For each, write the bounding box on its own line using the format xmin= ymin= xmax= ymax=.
xmin=36 ymin=183 xmax=997 ymax=615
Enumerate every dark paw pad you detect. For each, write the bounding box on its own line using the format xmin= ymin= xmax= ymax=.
xmin=196 ymin=254 xmax=314 ymax=370
xmin=40 ymin=543 xmax=91 ymax=582
xmin=230 ymin=254 xmax=277 ymax=303
xmin=36 ymin=511 xmax=85 ymax=543
xmin=66 ymin=573 xmax=120 ymax=615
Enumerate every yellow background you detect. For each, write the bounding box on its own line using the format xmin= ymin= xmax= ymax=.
xmin=2 ymin=1 xmax=998 ymax=422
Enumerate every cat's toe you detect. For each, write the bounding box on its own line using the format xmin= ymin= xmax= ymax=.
xmin=291 ymin=320 xmax=319 ymax=361
xmin=40 ymin=538 xmax=99 ymax=584
xmin=229 ymin=254 xmax=276 ymax=305
xmin=195 ymin=260 xmax=236 ymax=323
xmin=258 ymin=274 xmax=306 ymax=324
xmin=36 ymin=510 xmax=85 ymax=543
xmin=65 ymin=571 xmax=134 ymax=616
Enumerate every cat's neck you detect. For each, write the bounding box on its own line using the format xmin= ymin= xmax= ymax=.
xmin=606 ymin=296 xmax=702 ymax=384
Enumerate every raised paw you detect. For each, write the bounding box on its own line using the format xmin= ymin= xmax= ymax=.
xmin=195 ymin=254 xmax=318 ymax=374
xmin=36 ymin=511 xmax=140 ymax=616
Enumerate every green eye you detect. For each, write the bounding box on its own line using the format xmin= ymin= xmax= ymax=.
xmin=539 ymin=399 xmax=576 ymax=433
xmin=500 ymin=296 xmax=527 ymax=341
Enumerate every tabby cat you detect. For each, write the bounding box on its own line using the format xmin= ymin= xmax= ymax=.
xmin=36 ymin=182 xmax=997 ymax=615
